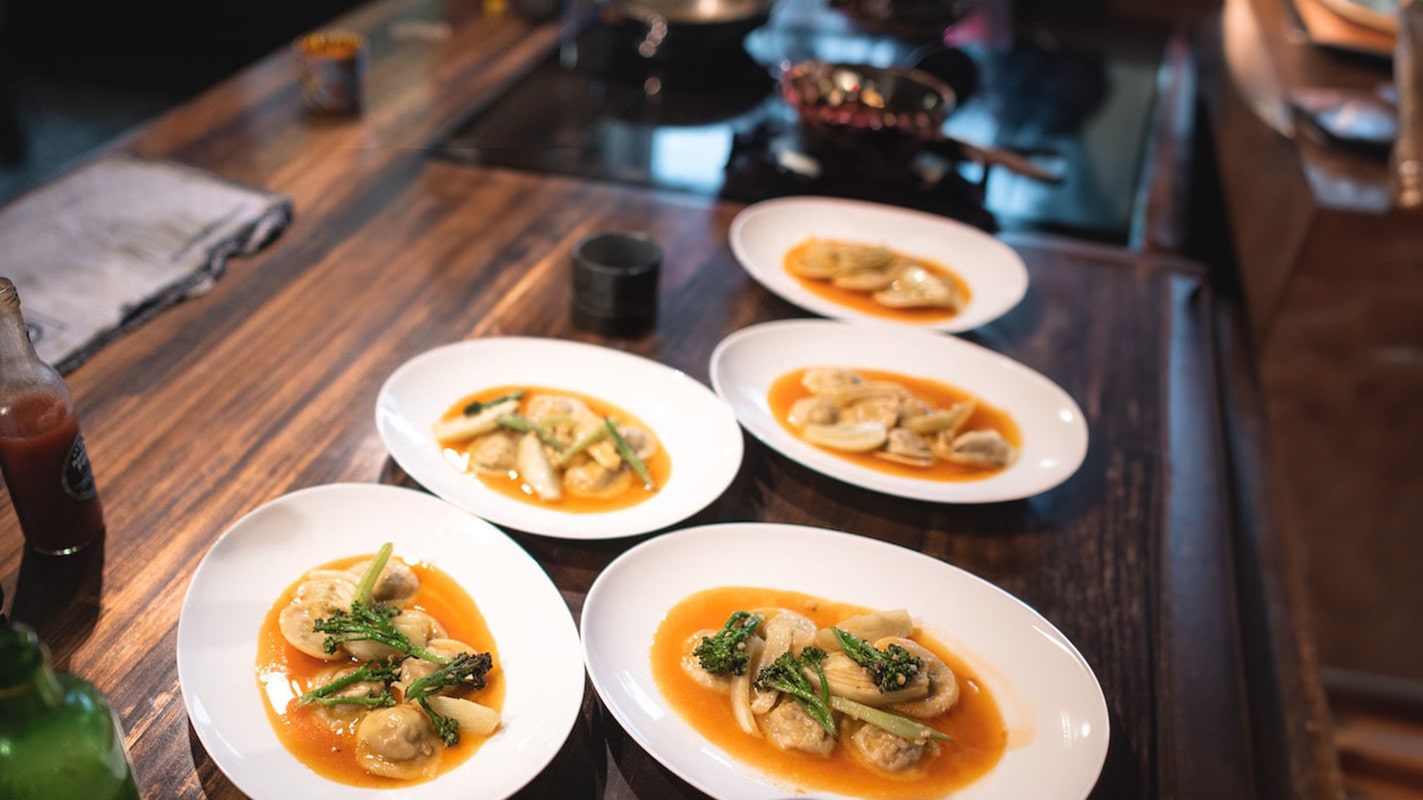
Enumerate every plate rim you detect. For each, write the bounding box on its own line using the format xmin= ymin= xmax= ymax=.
xmin=727 ymin=195 xmax=1029 ymax=333
xmin=707 ymin=318 xmax=1089 ymax=503
xmin=579 ymin=521 xmax=1111 ymax=800
xmin=175 ymin=481 xmax=585 ymax=800
xmin=374 ymin=336 xmax=745 ymax=539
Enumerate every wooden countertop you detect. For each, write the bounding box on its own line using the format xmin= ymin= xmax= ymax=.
xmin=0 ymin=0 xmax=1337 ymax=797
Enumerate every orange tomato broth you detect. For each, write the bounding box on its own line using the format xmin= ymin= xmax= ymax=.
xmin=651 ymin=587 xmax=1007 ymax=800
xmin=783 ymin=239 xmax=972 ymax=323
xmin=256 ymin=554 xmax=504 ymax=788
xmin=438 ymin=384 xmax=670 ymax=513
xmin=769 ymin=367 xmax=1021 ymax=482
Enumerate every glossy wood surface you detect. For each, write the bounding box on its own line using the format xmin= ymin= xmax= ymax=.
xmin=0 ymin=0 xmax=1332 ymax=797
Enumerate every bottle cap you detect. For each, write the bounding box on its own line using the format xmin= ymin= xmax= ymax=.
xmin=0 ymin=621 xmax=46 ymax=689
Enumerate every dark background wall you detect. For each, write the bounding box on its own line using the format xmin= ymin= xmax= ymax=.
xmin=0 ymin=0 xmax=364 ymax=202
xmin=1 ymin=0 xmax=365 ymax=94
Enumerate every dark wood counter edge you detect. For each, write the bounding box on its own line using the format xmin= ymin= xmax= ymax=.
xmin=1193 ymin=5 xmax=1348 ymax=796
xmin=1001 ymin=237 xmax=1228 ymax=799
xmin=1004 ymin=232 xmax=1337 ymax=798
xmin=1159 ymin=273 xmax=1256 ymax=798
xmin=1214 ymin=295 xmax=1347 ymax=799
xmin=1130 ymin=28 xmax=1198 ymax=255
xmin=1005 ymin=238 xmax=1248 ymax=799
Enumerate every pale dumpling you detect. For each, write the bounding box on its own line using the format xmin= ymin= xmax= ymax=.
xmin=761 ymin=698 xmax=836 ymax=756
xmin=355 ymin=705 xmax=440 ymax=780
xmin=279 ymin=573 xmax=358 ymax=660
xmin=347 ymin=557 xmax=421 ymax=604
xmin=309 ymin=665 xmax=388 ymax=731
xmin=396 ymin=638 xmax=478 ymax=691
xmin=849 ymin=720 xmax=935 ymax=772
xmin=562 ymin=460 xmax=632 ymax=498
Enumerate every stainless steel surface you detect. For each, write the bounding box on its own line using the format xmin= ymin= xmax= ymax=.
xmin=613 ymin=0 xmax=770 ymax=24
xmin=600 ymin=0 xmax=772 ymax=61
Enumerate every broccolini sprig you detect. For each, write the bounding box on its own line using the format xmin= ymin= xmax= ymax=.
xmin=692 ymin=610 xmax=764 ymax=675
xmin=830 ymin=628 xmax=923 ymax=692
xmin=404 ymin=651 xmax=495 ymax=746
xmin=753 ymin=646 xmax=837 ymax=737
xmin=312 ymin=600 xmax=451 ymax=664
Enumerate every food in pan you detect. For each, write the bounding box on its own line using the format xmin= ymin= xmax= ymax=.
xmin=784 ymin=238 xmax=971 ymax=321
xmin=651 ymin=586 xmax=1007 ymax=798
xmin=258 ymin=543 xmax=502 ymax=787
xmin=770 ymin=366 xmax=1019 ymax=480
xmin=432 ymin=386 xmax=667 ymax=512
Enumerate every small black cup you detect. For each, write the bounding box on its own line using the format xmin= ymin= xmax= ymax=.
xmin=571 ymin=231 xmax=661 ymax=337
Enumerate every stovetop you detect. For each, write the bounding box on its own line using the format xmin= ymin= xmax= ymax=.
xmin=435 ymin=1 xmax=1165 ymax=240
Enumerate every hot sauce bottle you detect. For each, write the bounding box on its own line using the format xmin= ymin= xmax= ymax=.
xmin=0 ymin=278 xmax=105 ymax=554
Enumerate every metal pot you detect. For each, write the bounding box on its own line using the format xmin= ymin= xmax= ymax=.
xmin=779 ymin=59 xmax=1061 ymax=183
xmin=601 ymin=0 xmax=773 ymax=62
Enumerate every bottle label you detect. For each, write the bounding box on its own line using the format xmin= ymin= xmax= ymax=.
xmin=62 ymin=432 xmax=98 ymax=501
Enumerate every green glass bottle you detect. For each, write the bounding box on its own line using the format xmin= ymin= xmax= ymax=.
xmin=0 ymin=621 xmax=140 ymax=800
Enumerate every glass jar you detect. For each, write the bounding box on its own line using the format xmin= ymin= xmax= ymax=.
xmin=0 ymin=622 xmax=140 ymax=800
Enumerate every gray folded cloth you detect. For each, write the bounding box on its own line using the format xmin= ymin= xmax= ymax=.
xmin=0 ymin=154 xmax=292 ymax=373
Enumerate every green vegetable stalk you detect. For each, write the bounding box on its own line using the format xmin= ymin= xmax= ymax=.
xmin=462 ymin=391 xmax=524 ymax=416
xmin=553 ymin=425 xmax=609 ymax=467
xmin=353 ymin=543 xmax=393 ymax=605
xmin=604 ymin=417 xmax=654 ymax=489
xmin=296 ymin=659 xmax=400 ymax=708
xmin=497 ymin=413 xmax=565 ymax=451
xmin=829 ymin=695 xmax=952 ymax=743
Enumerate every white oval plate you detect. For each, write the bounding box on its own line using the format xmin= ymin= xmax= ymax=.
xmin=708 ymin=319 xmax=1087 ymax=503
xmin=176 ymin=483 xmax=585 ymax=800
xmin=581 ymin=522 xmax=1110 ymax=800
xmin=376 ymin=337 xmax=744 ymax=539
xmin=728 ymin=196 xmax=1028 ymax=332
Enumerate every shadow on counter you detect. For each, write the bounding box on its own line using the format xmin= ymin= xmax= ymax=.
xmin=4 ymin=534 xmax=105 ymax=670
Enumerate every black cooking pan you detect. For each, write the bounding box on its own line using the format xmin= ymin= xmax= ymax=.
xmin=779 ymin=59 xmax=1062 ymax=184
